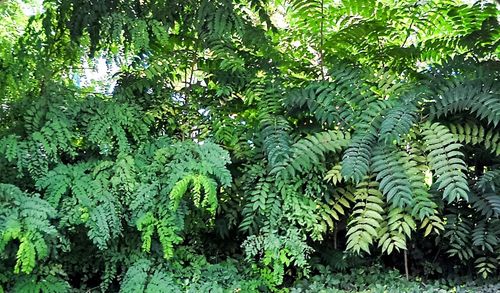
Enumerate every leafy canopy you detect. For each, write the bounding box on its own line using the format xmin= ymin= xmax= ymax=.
xmin=1 ymin=0 xmax=500 ymax=291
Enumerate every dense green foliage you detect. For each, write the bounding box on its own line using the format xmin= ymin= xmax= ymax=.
xmin=1 ymin=0 xmax=500 ymax=291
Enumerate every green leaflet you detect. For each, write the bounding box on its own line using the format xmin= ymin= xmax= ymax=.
xmin=0 ymin=184 xmax=57 ymax=274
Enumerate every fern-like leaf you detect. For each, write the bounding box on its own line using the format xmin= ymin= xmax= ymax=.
xmin=430 ymin=78 xmax=500 ymax=126
xmin=120 ymin=259 xmax=151 ymax=293
xmin=273 ymin=130 xmax=350 ymax=179
xmin=448 ymin=122 xmax=500 ymax=155
xmin=342 ymin=132 xmax=376 ymax=184
xmin=371 ymin=145 xmax=414 ymax=208
xmin=379 ymin=103 xmax=418 ymax=144
xmin=444 ymin=214 xmax=474 ymax=261
xmin=477 ymin=168 xmax=500 ymax=193
xmin=422 ymin=122 xmax=469 ymax=202
xmin=346 ymin=180 xmax=384 ymax=254
xmin=12 ymin=275 xmax=70 ymax=293
xmin=378 ymin=208 xmax=416 ymax=254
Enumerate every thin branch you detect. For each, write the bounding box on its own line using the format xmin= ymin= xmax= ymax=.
xmin=401 ymin=18 xmax=415 ymax=48
xmin=404 ymin=250 xmax=409 ymax=280
xmin=401 ymin=2 xmax=419 ymax=48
